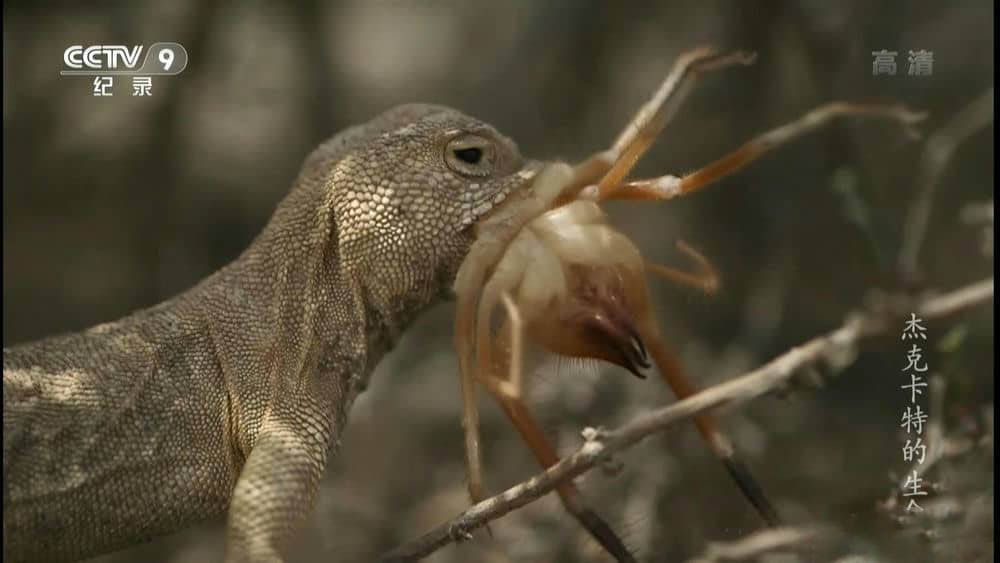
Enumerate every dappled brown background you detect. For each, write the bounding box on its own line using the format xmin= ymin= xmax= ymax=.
xmin=3 ymin=1 xmax=994 ymax=562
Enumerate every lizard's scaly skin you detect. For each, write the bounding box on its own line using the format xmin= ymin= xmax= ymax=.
xmin=3 ymin=104 xmax=538 ymax=562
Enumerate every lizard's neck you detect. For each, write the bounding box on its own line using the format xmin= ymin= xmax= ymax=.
xmin=217 ymin=182 xmax=449 ymax=397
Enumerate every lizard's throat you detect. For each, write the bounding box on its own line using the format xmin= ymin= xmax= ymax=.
xmin=350 ymin=260 xmax=456 ymax=364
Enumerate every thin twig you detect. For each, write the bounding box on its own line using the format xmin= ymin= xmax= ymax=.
xmin=685 ymin=526 xmax=830 ymax=563
xmin=898 ymin=87 xmax=994 ymax=285
xmin=960 ymin=199 xmax=994 ymax=258
xmin=381 ymin=278 xmax=993 ymax=562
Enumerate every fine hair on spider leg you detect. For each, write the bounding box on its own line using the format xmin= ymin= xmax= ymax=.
xmin=452 ymin=46 xmax=925 ymax=561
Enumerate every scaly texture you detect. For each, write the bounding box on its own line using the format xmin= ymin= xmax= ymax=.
xmin=2 ymin=104 xmax=539 ymax=562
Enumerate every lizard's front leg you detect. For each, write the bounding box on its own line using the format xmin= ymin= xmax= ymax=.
xmin=225 ymin=401 xmax=335 ymax=563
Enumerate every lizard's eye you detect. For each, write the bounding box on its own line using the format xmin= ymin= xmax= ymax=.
xmin=445 ymin=134 xmax=495 ymax=178
xmin=454 ymin=147 xmax=482 ymax=164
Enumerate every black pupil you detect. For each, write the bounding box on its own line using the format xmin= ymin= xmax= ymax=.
xmin=454 ymin=147 xmax=482 ymax=164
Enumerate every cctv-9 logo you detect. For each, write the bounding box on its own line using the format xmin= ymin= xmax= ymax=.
xmin=60 ymin=42 xmax=188 ymax=76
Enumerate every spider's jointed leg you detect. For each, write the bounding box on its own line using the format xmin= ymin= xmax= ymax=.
xmin=637 ymin=317 xmax=781 ymax=527
xmin=559 ymin=48 xmax=758 ymax=205
xmin=480 ymin=292 xmax=638 ymax=563
xmin=455 ymin=291 xmax=487 ymax=506
xmin=646 ymin=240 xmax=720 ymax=295
xmin=593 ymin=101 xmax=926 ymax=203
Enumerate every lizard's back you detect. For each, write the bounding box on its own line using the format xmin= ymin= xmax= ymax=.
xmin=2 ymin=294 xmax=238 ymax=561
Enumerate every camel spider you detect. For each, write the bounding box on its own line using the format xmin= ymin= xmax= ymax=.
xmin=452 ymin=47 xmax=925 ymax=561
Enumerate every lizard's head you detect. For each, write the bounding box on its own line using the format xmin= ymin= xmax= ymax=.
xmin=321 ymin=104 xmax=543 ymax=311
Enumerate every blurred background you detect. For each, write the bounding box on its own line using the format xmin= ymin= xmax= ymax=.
xmin=3 ymin=1 xmax=994 ymax=562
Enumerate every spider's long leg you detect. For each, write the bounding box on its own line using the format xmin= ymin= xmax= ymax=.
xmin=455 ymin=291 xmax=486 ymax=505
xmin=558 ymin=48 xmax=757 ymax=205
xmin=590 ymin=102 xmax=926 ymax=203
xmin=481 ymin=293 xmax=637 ymax=563
xmin=638 ymin=319 xmax=781 ymax=527
xmin=452 ymin=165 xmax=577 ymax=511
xmin=646 ymin=240 xmax=720 ymax=294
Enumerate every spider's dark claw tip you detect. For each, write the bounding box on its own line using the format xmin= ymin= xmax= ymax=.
xmin=625 ymin=363 xmax=647 ymax=379
xmin=721 ymin=457 xmax=782 ymax=527
xmin=574 ymin=508 xmax=637 ymax=563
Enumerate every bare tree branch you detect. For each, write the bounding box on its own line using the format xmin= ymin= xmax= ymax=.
xmin=380 ymin=278 xmax=993 ymax=562
xmin=898 ymin=87 xmax=994 ymax=285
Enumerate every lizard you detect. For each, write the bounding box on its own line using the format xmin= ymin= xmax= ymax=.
xmin=2 ymin=103 xmax=567 ymax=562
